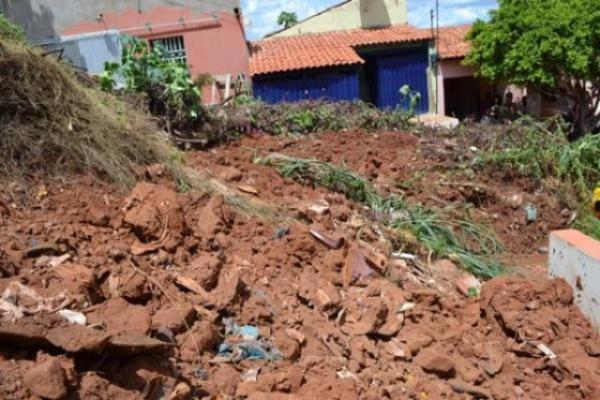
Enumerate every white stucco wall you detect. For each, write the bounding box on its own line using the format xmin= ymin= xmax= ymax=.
xmin=550 ymin=229 xmax=600 ymax=329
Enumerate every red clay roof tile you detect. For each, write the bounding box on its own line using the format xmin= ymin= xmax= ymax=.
xmin=250 ymin=25 xmax=432 ymax=76
xmin=437 ymin=25 xmax=472 ymax=60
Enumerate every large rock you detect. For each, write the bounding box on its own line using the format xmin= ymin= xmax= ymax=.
xmin=86 ymin=298 xmax=151 ymax=336
xmin=23 ymin=359 xmax=67 ymax=399
xmin=417 ymin=348 xmax=456 ymax=378
xmin=178 ymin=320 xmax=220 ymax=361
xmin=152 ymin=303 xmax=196 ymax=334
xmin=194 ymin=196 xmax=235 ymax=239
xmin=184 ymin=253 xmax=223 ymax=291
xmin=122 ymin=183 xmax=186 ymax=241
xmin=78 ymin=372 xmax=142 ymax=400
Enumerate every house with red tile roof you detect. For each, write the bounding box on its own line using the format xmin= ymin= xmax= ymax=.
xmin=249 ymin=0 xmax=435 ymax=114
xmin=435 ymin=25 xmax=525 ymax=119
xmin=2 ymin=0 xmax=248 ymax=104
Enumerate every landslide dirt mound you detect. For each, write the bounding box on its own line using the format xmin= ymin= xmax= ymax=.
xmin=0 ymin=42 xmax=170 ymax=184
xmin=0 ymin=147 xmax=598 ymax=400
xmin=187 ymin=130 xmax=570 ymax=256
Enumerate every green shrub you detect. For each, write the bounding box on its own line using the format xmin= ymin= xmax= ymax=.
xmin=102 ymin=36 xmax=201 ymax=123
xmin=257 ymin=153 xmax=504 ymax=279
xmin=0 ymin=15 xmax=26 ymax=44
xmin=476 ymin=118 xmax=600 ymax=200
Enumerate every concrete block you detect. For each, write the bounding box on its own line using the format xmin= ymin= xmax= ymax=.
xmin=549 ymin=229 xmax=600 ymax=328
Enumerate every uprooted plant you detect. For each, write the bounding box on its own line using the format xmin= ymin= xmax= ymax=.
xmin=471 ymin=117 xmax=600 ymax=238
xmin=101 ymin=36 xmax=204 ymax=133
xmin=256 ymin=153 xmax=504 ymax=279
xmin=231 ymin=87 xmax=420 ymax=136
xmin=474 ymin=118 xmax=599 ymax=196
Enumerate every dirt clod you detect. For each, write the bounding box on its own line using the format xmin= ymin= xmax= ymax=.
xmin=417 ymin=349 xmax=456 ymax=378
xmin=0 ymin=129 xmax=598 ymax=400
xmin=23 ymin=358 xmax=67 ymax=399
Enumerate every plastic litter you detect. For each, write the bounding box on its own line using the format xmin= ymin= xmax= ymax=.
xmin=57 ymin=309 xmax=87 ymax=325
xmin=536 ymin=343 xmax=557 ymax=359
xmin=0 ymin=281 xmax=70 ymax=320
xmin=336 ymin=367 xmax=358 ymax=381
xmin=213 ymin=319 xmax=281 ymax=363
xmin=391 ymin=252 xmax=417 ymax=261
xmin=397 ymin=302 xmax=416 ymax=313
xmin=525 ymin=204 xmax=537 ymax=224
xmin=308 ymin=199 xmax=330 ymax=215
xmin=273 ymin=227 xmax=289 ymax=239
xmin=309 ymin=229 xmax=344 ymax=249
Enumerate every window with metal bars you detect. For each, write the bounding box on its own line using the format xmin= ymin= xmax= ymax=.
xmin=150 ymin=36 xmax=187 ymax=64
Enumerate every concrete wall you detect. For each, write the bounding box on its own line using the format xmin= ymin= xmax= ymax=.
xmin=2 ymin=1 xmax=248 ymax=79
xmin=1 ymin=0 xmax=240 ymax=42
xmin=61 ymin=7 xmax=248 ymax=78
xmin=272 ymin=0 xmax=407 ymax=38
xmin=550 ymin=229 xmax=600 ymax=329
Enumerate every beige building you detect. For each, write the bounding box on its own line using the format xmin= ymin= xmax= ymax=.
xmin=268 ymin=0 xmax=408 ymax=37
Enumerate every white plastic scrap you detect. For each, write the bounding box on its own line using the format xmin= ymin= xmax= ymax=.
xmin=0 ymin=281 xmax=70 ymax=321
xmin=537 ymin=343 xmax=557 ymax=360
xmin=58 ymin=309 xmax=87 ymax=325
xmin=391 ymin=252 xmax=417 ymax=261
xmin=336 ymin=367 xmax=358 ymax=381
xmin=308 ymin=199 xmax=330 ymax=215
xmin=397 ymin=302 xmax=417 ymax=313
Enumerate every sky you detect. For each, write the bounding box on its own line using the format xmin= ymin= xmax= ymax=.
xmin=242 ymin=0 xmax=497 ymax=40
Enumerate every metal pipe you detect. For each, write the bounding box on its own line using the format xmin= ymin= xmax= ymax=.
xmin=115 ymin=15 xmax=219 ymax=33
xmin=435 ymin=0 xmax=440 ymax=114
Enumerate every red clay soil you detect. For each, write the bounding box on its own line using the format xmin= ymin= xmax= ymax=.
xmin=189 ymin=131 xmax=569 ymax=256
xmin=0 ymin=131 xmax=597 ymax=400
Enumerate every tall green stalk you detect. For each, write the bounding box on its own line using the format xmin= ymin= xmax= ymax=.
xmin=257 ymin=153 xmax=504 ymax=279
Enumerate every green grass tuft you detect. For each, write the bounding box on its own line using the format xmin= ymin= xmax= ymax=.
xmin=257 ymin=153 xmax=504 ymax=279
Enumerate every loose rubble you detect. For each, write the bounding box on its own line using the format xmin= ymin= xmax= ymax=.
xmin=0 ymin=131 xmax=597 ymax=399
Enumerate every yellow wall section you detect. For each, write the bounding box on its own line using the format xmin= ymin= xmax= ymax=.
xmin=272 ymin=0 xmax=408 ymax=37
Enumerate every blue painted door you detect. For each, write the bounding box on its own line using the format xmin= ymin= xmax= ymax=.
xmin=373 ymin=47 xmax=429 ymax=114
xmin=253 ymin=68 xmax=360 ymax=104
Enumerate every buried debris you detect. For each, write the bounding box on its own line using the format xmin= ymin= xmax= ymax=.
xmin=309 ymin=228 xmax=345 ymax=249
xmin=212 ymin=319 xmax=282 ymax=363
xmin=0 ymin=282 xmax=71 ymax=320
xmin=342 ymin=246 xmax=375 ymax=287
xmin=259 ymin=153 xmax=504 ymax=279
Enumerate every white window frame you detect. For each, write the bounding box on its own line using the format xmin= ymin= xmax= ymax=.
xmin=150 ymin=36 xmax=187 ymax=64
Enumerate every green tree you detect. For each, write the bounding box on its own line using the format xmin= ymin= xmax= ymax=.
xmin=465 ymin=0 xmax=600 ymax=136
xmin=277 ymin=11 xmax=298 ymax=29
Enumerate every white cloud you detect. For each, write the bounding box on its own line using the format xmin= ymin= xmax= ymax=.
xmin=242 ymin=0 xmax=497 ymax=39
xmin=409 ymin=0 xmax=497 ymax=27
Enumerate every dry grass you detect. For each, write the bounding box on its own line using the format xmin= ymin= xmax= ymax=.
xmin=0 ymin=42 xmax=171 ymax=186
xmin=172 ymin=164 xmax=284 ymax=223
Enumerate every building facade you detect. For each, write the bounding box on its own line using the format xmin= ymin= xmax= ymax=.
xmin=269 ymin=0 xmax=408 ymax=38
xmin=436 ymin=25 xmax=524 ymax=119
xmin=250 ymin=0 xmax=434 ymax=114
xmin=1 ymin=0 xmax=249 ymax=103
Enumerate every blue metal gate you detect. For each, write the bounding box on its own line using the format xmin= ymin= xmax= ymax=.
xmin=253 ymin=68 xmax=360 ymax=104
xmin=370 ymin=46 xmax=429 ymax=113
